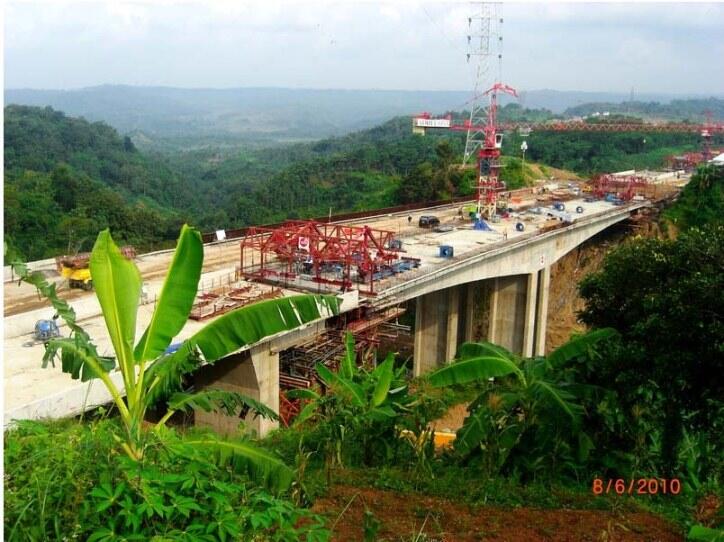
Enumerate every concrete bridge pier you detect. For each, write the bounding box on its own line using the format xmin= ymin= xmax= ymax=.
xmin=413 ymin=283 xmax=475 ymax=376
xmin=488 ymin=268 xmax=550 ymax=357
xmin=194 ymin=344 xmax=279 ymax=437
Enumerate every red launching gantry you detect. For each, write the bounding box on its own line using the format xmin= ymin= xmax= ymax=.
xmin=239 ymin=220 xmax=419 ymax=295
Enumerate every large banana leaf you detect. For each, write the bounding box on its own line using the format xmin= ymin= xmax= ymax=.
xmin=316 ymin=363 xmax=365 ymax=406
xmin=167 ymin=389 xmax=279 ymax=420
xmin=46 ymin=337 xmax=115 ymax=381
xmin=90 ymin=230 xmax=142 ymax=388
xmin=186 ymin=295 xmax=339 ymax=361
xmin=293 ymin=402 xmax=319 ymax=426
xmin=135 ymin=225 xmax=203 ymax=362
xmin=454 ymin=406 xmax=491 ymax=456
xmin=455 ymin=396 xmax=522 ymax=458
xmin=144 ymin=295 xmax=339 ymax=406
xmin=530 ymin=380 xmax=582 ymax=425
xmin=547 ymin=328 xmax=617 ymax=368
xmin=457 ymin=341 xmax=518 ymax=362
xmin=339 ymin=331 xmax=356 ymax=379
xmin=370 ymin=353 xmax=394 ymax=407
xmin=429 ymin=355 xmax=525 ymax=387
xmin=177 ymin=437 xmax=294 ymax=494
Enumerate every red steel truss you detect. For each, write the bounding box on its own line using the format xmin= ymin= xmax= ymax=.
xmin=239 ymin=220 xmax=409 ymax=295
xmin=413 ymin=114 xmax=724 ymax=135
xmin=591 ymin=174 xmax=650 ymax=201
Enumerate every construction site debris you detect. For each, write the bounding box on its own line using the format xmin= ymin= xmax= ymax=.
xmin=188 ymin=283 xmax=282 ymax=321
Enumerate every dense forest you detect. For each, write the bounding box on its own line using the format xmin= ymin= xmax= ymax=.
xmin=4 ymin=103 xmax=718 ymax=261
xmin=564 ymin=97 xmax=724 ymax=121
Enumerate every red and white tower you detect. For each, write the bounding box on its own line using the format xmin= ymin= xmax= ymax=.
xmin=475 ymin=82 xmax=518 ymax=221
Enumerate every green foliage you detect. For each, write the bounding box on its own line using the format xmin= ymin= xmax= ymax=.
xmin=3 ymin=419 xmax=330 ymax=541
xmin=688 ymin=525 xmax=724 ymax=541
xmin=563 ymin=97 xmax=724 ymax=121
xmin=291 ymin=333 xmax=414 ymax=470
xmin=8 ymin=225 xmax=339 ymax=489
xmin=579 ymin=224 xmax=724 ymax=474
xmin=665 ymin=164 xmax=724 ymax=230
xmin=499 ymin=156 xmax=537 ymax=189
xmin=517 ymin=130 xmax=711 ymax=174
xmin=428 ymin=331 xmax=615 ymax=479
xmin=4 ymin=106 xmax=190 ymax=260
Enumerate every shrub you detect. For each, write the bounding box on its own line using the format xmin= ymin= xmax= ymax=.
xmin=4 ymin=418 xmax=330 ymax=541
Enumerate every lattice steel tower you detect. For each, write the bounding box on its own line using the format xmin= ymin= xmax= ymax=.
xmin=463 ymin=2 xmax=503 ymax=166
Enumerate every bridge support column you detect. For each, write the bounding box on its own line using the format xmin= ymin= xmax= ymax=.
xmin=461 ymin=282 xmax=475 ymax=343
xmin=522 ymin=273 xmax=539 ymax=358
xmin=487 ymin=274 xmax=530 ymax=355
xmin=534 ymin=266 xmax=550 ymax=356
xmin=194 ymin=344 xmax=279 ymax=437
xmin=413 ymin=286 xmax=462 ymax=376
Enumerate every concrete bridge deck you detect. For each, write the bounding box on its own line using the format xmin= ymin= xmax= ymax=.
xmin=4 ymin=193 xmax=648 ymax=429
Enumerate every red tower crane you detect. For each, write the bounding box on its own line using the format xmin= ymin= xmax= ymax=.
xmin=474 ymin=83 xmax=518 ymax=221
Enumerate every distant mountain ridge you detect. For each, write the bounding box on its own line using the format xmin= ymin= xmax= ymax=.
xmin=6 ymin=85 xmax=720 ymax=147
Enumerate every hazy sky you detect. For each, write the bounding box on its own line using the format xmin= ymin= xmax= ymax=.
xmin=5 ymin=1 xmax=724 ymax=94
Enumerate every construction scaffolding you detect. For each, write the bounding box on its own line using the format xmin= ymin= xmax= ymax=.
xmin=279 ymin=306 xmax=410 ymax=387
xmin=239 ymin=220 xmax=420 ymax=295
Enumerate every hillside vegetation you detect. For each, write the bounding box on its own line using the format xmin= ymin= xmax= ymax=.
xmin=4 ymin=106 xmax=189 ymax=260
xmin=9 ymin=86 xmax=717 ymax=150
xmin=564 ymin=97 xmax=724 ymax=121
xmin=5 ymin=103 xmax=718 ymax=261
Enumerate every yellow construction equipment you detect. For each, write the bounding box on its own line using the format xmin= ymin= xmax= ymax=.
xmin=55 ymin=246 xmax=136 ymax=291
xmin=59 ymin=265 xmax=93 ymax=290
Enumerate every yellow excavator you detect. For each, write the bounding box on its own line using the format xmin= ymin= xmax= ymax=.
xmin=56 ymin=246 xmax=136 ymax=291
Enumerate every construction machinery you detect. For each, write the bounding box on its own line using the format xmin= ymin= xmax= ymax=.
xmin=55 ymin=246 xmax=136 ymax=290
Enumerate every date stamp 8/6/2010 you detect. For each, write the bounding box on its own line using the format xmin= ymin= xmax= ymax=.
xmin=592 ymin=478 xmax=681 ymax=496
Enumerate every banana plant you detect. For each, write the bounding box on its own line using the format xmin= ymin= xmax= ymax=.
xmin=9 ymin=226 xmax=340 ymax=492
xmin=428 ymin=329 xmax=616 ymax=476
xmin=288 ymin=332 xmax=410 ymax=471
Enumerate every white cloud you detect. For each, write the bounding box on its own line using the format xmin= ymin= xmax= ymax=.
xmin=4 ymin=1 xmax=723 ymax=93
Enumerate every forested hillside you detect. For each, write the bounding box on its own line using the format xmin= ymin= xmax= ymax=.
xmin=4 ymin=106 xmax=189 ymax=260
xmin=8 ymin=86 xmax=712 ymax=150
xmin=5 ymin=104 xmax=717 ymax=261
xmin=564 ymin=97 xmax=724 ymax=121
